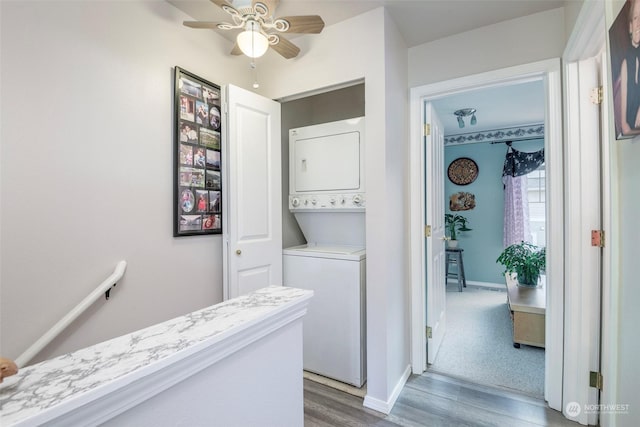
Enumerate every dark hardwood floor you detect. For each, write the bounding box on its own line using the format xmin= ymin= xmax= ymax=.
xmin=304 ymin=371 xmax=580 ymax=426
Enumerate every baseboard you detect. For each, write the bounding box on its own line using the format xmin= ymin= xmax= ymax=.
xmin=447 ymin=279 xmax=505 ymax=291
xmin=363 ymin=364 xmax=411 ymax=414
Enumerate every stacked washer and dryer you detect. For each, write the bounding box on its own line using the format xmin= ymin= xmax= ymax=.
xmin=283 ymin=117 xmax=366 ymax=388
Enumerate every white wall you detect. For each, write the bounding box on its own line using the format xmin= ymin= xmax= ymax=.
xmin=381 ymin=9 xmax=410 ymax=400
xmin=408 ymin=7 xmax=566 ymax=87
xmin=605 ymin=3 xmax=640 ymax=425
xmin=0 ymin=0 xmax=252 ymax=362
xmin=260 ymin=8 xmax=411 ymax=408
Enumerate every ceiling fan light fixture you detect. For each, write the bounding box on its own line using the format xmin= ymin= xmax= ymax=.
xmin=470 ymin=113 xmax=477 ymax=125
xmin=237 ymin=21 xmax=269 ymax=58
xmin=457 ymin=116 xmax=465 ymax=128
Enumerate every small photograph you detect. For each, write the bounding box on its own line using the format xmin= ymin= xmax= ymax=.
xmin=180 ymin=122 xmax=198 ymax=143
xmin=194 ymin=147 xmax=206 ymax=167
xmin=200 ymin=128 xmax=221 ymax=150
xmin=180 ymin=95 xmax=195 ymax=122
xmin=203 ymin=86 xmax=220 ymax=104
xmin=206 ymin=149 xmax=221 ymax=169
xmin=180 ymin=215 xmax=202 ymax=232
xmin=180 ymin=189 xmax=195 ymax=213
xmin=202 ymin=214 xmax=221 ymax=230
xmin=206 ymin=170 xmax=221 ymax=189
xmin=209 ymin=190 xmax=221 ymax=212
xmin=209 ymin=105 xmax=221 ymax=130
xmin=196 ymin=100 xmax=209 ymax=126
xmin=179 ymin=167 xmax=205 ymax=188
xmin=180 ymin=144 xmax=193 ymax=165
xmin=195 ymin=190 xmax=209 ymax=212
xmin=180 ymin=77 xmax=202 ymax=98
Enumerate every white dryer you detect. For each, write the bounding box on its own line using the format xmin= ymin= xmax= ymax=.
xmin=283 ymin=117 xmax=367 ymax=387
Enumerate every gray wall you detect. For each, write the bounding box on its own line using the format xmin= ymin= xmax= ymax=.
xmin=0 ymin=0 xmax=252 ymax=362
xmin=280 ymin=84 xmax=365 ymax=249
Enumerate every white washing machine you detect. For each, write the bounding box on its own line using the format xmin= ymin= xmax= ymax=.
xmin=283 ymin=244 xmax=366 ymax=387
xmin=283 ymin=117 xmax=367 ymax=387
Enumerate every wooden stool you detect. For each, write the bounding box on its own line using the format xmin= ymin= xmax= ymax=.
xmin=445 ymin=248 xmax=467 ymax=292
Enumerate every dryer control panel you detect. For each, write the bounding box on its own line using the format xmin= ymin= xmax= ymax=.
xmin=289 ymin=193 xmax=365 ymax=212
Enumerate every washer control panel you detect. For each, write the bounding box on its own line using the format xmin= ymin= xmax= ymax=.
xmin=289 ymin=193 xmax=365 ymax=211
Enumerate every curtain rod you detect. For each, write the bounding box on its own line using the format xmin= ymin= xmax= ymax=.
xmin=490 ymin=136 xmax=544 ymax=145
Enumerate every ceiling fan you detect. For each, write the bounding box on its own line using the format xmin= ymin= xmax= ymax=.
xmin=183 ymin=0 xmax=325 ymax=59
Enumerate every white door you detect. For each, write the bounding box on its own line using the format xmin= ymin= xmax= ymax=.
xmin=425 ymin=102 xmax=446 ymax=365
xmin=223 ymin=84 xmax=282 ymax=299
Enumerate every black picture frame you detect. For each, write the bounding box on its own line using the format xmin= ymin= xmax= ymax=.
xmin=174 ymin=67 xmax=222 ymax=236
xmin=609 ymin=0 xmax=640 ymax=139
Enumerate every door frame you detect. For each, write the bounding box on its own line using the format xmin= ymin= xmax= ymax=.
xmin=563 ymin=1 xmax=610 ymax=425
xmin=409 ymin=58 xmax=564 ymax=411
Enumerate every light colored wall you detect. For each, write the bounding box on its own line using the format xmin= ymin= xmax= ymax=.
xmin=444 ymin=139 xmax=544 ymax=284
xmin=0 ymin=0 xmax=252 ymax=362
xmin=260 ymin=8 xmax=411 ymax=407
xmin=381 ymin=9 xmax=410 ymax=399
xmin=615 ymin=140 xmax=640 ymax=427
xmin=280 ymin=84 xmax=365 ymax=249
xmin=606 ymin=2 xmax=640 ymax=425
xmin=408 ymin=7 xmax=566 ymax=88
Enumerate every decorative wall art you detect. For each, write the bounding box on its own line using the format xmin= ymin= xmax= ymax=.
xmin=174 ymin=67 xmax=222 ymax=236
xmin=609 ymin=0 xmax=640 ymax=139
xmin=449 ymin=192 xmax=476 ymax=211
xmin=447 ymin=157 xmax=479 ymax=185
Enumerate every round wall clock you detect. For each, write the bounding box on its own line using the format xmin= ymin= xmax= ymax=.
xmin=447 ymin=157 xmax=479 ymax=185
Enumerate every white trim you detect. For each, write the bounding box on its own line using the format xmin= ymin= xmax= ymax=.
xmin=363 ymin=364 xmax=411 ymax=415
xmin=562 ymin=2 xmax=607 ymax=425
xmin=409 ymin=58 xmax=564 ymax=412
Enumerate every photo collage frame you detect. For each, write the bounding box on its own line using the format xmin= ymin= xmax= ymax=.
xmin=174 ymin=67 xmax=222 ymax=236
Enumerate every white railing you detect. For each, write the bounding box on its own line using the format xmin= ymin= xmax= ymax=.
xmin=15 ymin=260 xmax=127 ymax=368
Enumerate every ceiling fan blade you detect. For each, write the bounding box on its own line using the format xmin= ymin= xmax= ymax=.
xmin=183 ymin=21 xmax=225 ymax=29
xmin=230 ymin=42 xmax=243 ymax=56
xmin=270 ymin=35 xmax=300 ymax=59
xmin=211 ymin=0 xmax=236 ymax=11
xmin=253 ymin=0 xmax=280 ymax=17
xmin=277 ymin=15 xmax=324 ymax=34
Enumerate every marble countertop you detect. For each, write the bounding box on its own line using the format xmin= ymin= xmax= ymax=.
xmin=0 ymin=286 xmax=312 ymax=426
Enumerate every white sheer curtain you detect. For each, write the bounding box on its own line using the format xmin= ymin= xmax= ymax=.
xmin=502 ymin=144 xmax=544 ymax=247
xmin=503 ymin=174 xmax=531 ymax=247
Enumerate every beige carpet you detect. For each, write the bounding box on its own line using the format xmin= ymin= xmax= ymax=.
xmin=429 ymin=284 xmax=545 ymax=397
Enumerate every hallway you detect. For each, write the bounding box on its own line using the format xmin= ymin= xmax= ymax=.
xmin=304 ymin=372 xmax=578 ymax=426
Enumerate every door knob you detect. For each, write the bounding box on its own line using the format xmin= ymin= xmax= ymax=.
xmin=236 ymin=249 xmax=242 ymax=255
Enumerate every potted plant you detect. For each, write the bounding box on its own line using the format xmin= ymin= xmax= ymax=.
xmin=496 ymin=241 xmax=546 ymax=287
xmin=444 ymin=213 xmax=472 ymax=248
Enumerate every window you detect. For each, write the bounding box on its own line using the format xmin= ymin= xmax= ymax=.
xmin=527 ymin=165 xmax=546 ymax=246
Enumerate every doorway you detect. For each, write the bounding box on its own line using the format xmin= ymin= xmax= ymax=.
xmin=427 ymin=81 xmax=548 ymax=396
xmin=409 ymin=59 xmax=564 ymax=411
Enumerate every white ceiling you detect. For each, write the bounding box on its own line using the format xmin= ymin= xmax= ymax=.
xmin=168 ymin=0 xmax=566 ymax=48
xmin=169 ymin=0 xmax=557 ymax=136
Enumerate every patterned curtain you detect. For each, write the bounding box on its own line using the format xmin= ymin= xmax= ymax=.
xmin=502 ymin=145 xmax=544 ymax=247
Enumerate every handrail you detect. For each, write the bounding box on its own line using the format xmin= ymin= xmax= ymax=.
xmin=15 ymin=260 xmax=127 ymax=368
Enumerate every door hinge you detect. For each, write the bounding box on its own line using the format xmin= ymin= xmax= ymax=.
xmin=424 ymin=123 xmax=431 ymax=136
xmin=591 ymin=230 xmax=605 ymax=248
xmin=425 ymin=225 xmax=431 ymax=237
xmin=590 ymin=371 xmax=603 ymax=390
xmin=426 ymin=326 xmax=432 ymax=339
xmin=590 ymin=86 xmax=603 ymax=105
